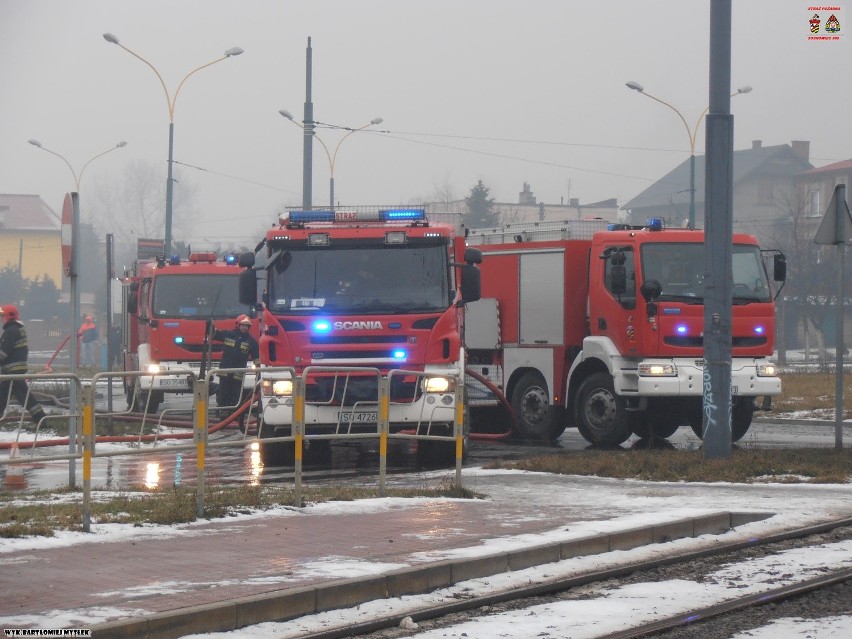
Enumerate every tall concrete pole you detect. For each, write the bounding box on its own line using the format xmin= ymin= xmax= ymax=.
xmin=302 ymin=37 xmax=314 ymax=209
xmin=703 ymin=0 xmax=734 ymax=458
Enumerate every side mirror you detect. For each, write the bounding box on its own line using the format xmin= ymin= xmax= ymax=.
xmin=610 ymin=264 xmax=627 ymax=295
xmin=640 ymin=279 xmax=662 ymax=302
xmin=464 ymin=247 xmax=483 ymax=265
xmin=460 ymin=264 xmax=481 ymax=304
xmin=238 ymin=251 xmax=256 ymax=268
xmin=126 ymin=281 xmax=139 ymax=314
xmin=773 ymin=253 xmax=786 ymax=282
xmin=239 ymin=269 xmax=258 ymax=306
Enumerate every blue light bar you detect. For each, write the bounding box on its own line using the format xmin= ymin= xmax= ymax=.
xmin=312 ymin=320 xmax=331 ymax=333
xmin=646 ymin=218 xmax=664 ymax=231
xmin=380 ymin=208 xmax=426 ymax=221
xmin=289 ymin=210 xmax=335 ymax=223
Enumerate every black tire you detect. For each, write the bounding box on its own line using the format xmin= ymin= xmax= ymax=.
xmin=510 ymin=372 xmax=565 ymax=441
xmin=303 ymin=440 xmax=333 ymax=465
xmin=259 ymin=440 xmax=296 ymax=466
xmin=126 ymin=383 xmax=162 ymax=413
xmin=732 ymin=397 xmax=754 ymax=442
xmin=575 ymin=372 xmax=631 ymax=446
xmin=628 ymin=412 xmax=680 ymax=439
xmin=689 ymin=398 xmax=754 ymax=442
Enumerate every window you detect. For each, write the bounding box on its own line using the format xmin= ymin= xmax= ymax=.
xmin=807 ymin=188 xmax=821 ymax=217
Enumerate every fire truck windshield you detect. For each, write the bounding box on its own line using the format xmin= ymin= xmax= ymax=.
xmin=267 ymin=244 xmax=450 ymax=314
xmin=152 ymin=274 xmax=248 ymax=318
xmin=640 ymin=242 xmax=771 ymax=303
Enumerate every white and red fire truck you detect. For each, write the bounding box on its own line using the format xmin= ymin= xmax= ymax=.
xmin=461 ymin=218 xmax=785 ymax=445
xmin=237 ymin=207 xmax=482 ymax=466
xmin=122 ymin=251 xmax=257 ymax=412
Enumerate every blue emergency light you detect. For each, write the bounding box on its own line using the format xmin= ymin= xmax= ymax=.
xmin=174 ymin=336 xmax=185 ymax=345
xmin=379 ymin=208 xmax=426 ymax=221
xmin=676 ymin=325 xmax=688 ymax=335
xmin=754 ymin=325 xmax=765 ymax=335
xmin=224 ymin=253 xmax=238 ymax=265
xmin=392 ymin=349 xmax=407 ymax=360
xmin=312 ymin=320 xmax=332 ymax=333
xmin=289 ymin=210 xmax=336 ymax=224
xmin=646 ymin=218 xmax=664 ymax=231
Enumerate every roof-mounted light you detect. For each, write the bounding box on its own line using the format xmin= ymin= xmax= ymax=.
xmin=379 ymin=208 xmax=426 ymax=221
xmin=169 ymin=255 xmax=181 ymax=265
xmin=286 ymin=210 xmax=335 ymax=224
xmin=646 ymin=218 xmax=664 ymax=231
xmin=224 ymin=253 xmax=238 ymax=265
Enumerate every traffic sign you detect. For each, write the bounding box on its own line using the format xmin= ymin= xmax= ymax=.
xmin=61 ymin=192 xmax=73 ymax=276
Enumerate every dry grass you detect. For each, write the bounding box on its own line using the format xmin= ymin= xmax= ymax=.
xmin=0 ymin=481 xmax=479 ymax=538
xmin=774 ymin=371 xmax=852 ymax=417
xmin=494 ymin=448 xmax=851 ymax=484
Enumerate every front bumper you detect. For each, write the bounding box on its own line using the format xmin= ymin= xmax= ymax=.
xmin=634 ymin=358 xmax=781 ymax=397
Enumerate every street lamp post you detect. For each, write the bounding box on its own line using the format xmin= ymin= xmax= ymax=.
xmin=28 ymin=138 xmax=127 ymax=488
xmin=103 ymin=33 xmax=243 ymax=257
xmin=625 ymin=81 xmax=751 ymax=229
xmin=279 ymin=110 xmax=382 ymax=208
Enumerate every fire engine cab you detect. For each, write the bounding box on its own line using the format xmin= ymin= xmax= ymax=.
xmin=122 ymin=251 xmax=256 ymax=412
xmin=462 ymin=218 xmax=785 ymax=445
xmin=238 ymin=207 xmax=481 ymax=466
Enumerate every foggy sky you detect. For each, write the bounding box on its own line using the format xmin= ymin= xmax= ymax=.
xmin=1 ymin=0 xmax=849 ymax=249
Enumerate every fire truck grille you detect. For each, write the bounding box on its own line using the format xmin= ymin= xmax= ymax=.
xmin=177 ymin=344 xmax=225 ymax=354
xmin=664 ymin=336 xmax=768 ymax=348
xmin=305 ymin=375 xmax=420 ymax=405
xmin=311 ymin=335 xmax=408 ymax=345
xmin=311 ymin=349 xmax=407 ymax=360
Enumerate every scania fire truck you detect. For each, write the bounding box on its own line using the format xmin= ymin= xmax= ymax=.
xmin=237 ymin=207 xmax=481 ymax=466
xmin=122 ymin=251 xmax=256 ymax=412
xmin=462 ymin=218 xmax=785 ymax=446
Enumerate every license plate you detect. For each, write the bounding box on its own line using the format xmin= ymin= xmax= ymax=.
xmin=338 ymin=412 xmax=378 ymax=423
xmin=159 ymin=378 xmax=189 ymax=388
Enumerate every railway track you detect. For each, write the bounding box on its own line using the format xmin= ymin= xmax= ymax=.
xmin=290 ymin=519 xmax=852 ymax=639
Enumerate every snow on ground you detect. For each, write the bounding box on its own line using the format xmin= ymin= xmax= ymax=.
xmin=1 ymin=466 xmax=850 ymax=638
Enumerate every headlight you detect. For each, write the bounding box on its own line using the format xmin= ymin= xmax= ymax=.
xmin=638 ymin=362 xmax=677 ymax=377
xmin=423 ymin=376 xmax=456 ymax=393
xmin=262 ymin=379 xmax=293 ymax=397
xmin=757 ymin=363 xmax=778 ymax=377
xmin=146 ymin=364 xmax=162 ymax=374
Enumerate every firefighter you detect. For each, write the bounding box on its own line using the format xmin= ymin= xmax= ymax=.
xmin=0 ymin=305 xmax=47 ymax=424
xmin=212 ymin=315 xmax=259 ymax=427
xmin=78 ymin=315 xmax=98 ymax=367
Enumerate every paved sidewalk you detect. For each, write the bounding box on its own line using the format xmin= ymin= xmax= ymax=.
xmin=1 ymin=470 xmax=850 ymax=638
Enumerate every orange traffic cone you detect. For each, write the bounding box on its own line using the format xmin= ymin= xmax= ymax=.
xmin=4 ymin=442 xmax=27 ymax=488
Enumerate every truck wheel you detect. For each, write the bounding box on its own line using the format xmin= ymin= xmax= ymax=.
xmin=127 ymin=383 xmax=162 ymax=413
xmin=511 ymin=372 xmax=564 ymax=441
xmin=731 ymin=398 xmax=754 ymax=442
xmin=628 ymin=413 xmax=680 ymax=439
xmin=259 ymin=440 xmax=296 ymax=466
xmin=575 ymin=372 xmax=631 ymax=446
xmin=689 ymin=398 xmax=754 ymax=442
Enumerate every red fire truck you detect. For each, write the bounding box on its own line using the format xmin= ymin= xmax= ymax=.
xmin=461 ymin=218 xmax=785 ymax=445
xmin=122 ymin=251 xmax=257 ymax=412
xmin=237 ymin=207 xmax=482 ymax=466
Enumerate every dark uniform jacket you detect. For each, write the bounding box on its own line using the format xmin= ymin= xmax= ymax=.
xmin=213 ymin=328 xmax=259 ymax=376
xmin=0 ymin=320 xmax=30 ymax=375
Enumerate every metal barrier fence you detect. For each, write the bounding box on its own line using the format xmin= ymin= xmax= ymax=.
xmin=1 ymin=366 xmax=464 ymax=532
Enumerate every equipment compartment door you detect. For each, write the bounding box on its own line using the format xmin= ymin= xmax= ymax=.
xmin=519 ymin=251 xmax=564 ymax=345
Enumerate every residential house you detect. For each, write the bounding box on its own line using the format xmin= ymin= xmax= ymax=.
xmin=0 ymin=193 xmax=62 ymax=283
xmin=621 ymin=140 xmax=813 ymax=248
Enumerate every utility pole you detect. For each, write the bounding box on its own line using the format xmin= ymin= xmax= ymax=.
xmin=302 ymin=37 xmax=314 ymax=209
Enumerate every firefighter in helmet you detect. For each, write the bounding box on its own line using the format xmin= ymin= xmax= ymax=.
xmin=212 ymin=314 xmax=259 ymax=427
xmin=0 ymin=305 xmax=47 ymax=424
